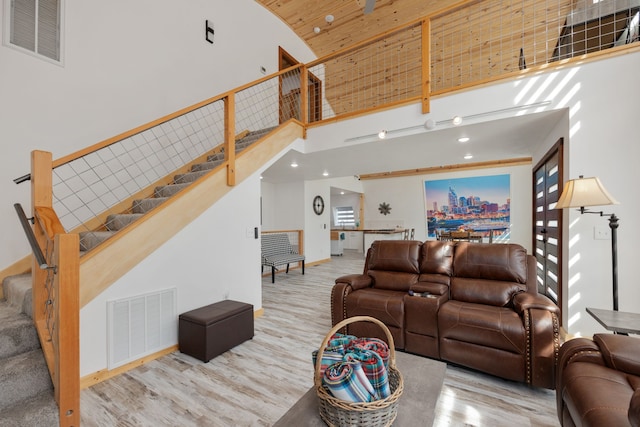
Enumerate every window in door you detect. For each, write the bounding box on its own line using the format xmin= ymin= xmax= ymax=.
xmin=533 ymin=138 xmax=563 ymax=319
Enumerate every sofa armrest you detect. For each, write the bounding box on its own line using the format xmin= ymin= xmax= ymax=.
xmin=556 ymin=337 xmax=605 ymax=419
xmin=594 ymin=333 xmax=640 ymax=376
xmin=513 ymin=292 xmax=560 ymax=315
xmin=335 ymin=274 xmax=372 ymax=291
xmin=630 ymin=388 xmax=640 ymax=427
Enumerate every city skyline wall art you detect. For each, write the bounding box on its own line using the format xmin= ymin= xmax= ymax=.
xmin=424 ymin=174 xmax=511 ymax=241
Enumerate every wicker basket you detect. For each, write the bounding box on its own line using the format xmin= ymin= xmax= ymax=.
xmin=314 ymin=316 xmax=404 ymax=427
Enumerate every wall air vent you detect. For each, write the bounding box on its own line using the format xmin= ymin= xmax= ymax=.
xmin=107 ymin=288 xmax=177 ymax=369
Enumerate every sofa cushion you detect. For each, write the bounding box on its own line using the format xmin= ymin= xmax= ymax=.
xmin=595 ymin=333 xmax=640 ymax=377
xmin=370 ymin=270 xmax=418 ymax=291
xmin=453 ymin=242 xmax=528 ymax=283
xmin=419 ymin=240 xmax=455 ymax=276
xmin=367 ymin=240 xmax=420 ymax=274
xmin=451 ymin=277 xmax=525 ymax=307
xmin=438 ymin=300 xmax=525 ymax=354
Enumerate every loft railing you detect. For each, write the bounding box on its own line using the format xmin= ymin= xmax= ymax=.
xmin=10 ymin=1 xmax=640 ymax=424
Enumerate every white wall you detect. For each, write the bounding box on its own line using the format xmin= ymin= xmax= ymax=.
xmin=80 ymin=174 xmax=262 ymax=376
xmin=0 ymin=0 xmax=314 ymax=271
xmin=304 ymin=180 xmax=331 ymax=262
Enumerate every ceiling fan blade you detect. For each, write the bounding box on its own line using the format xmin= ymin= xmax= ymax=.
xmin=363 ymin=0 xmax=376 ymax=14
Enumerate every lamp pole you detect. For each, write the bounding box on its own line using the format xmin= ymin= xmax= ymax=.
xmin=609 ymin=213 xmax=619 ymax=311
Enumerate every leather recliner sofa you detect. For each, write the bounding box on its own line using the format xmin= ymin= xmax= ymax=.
xmin=331 ymin=239 xmax=560 ymax=389
xmin=557 ymin=333 xmax=640 ymax=426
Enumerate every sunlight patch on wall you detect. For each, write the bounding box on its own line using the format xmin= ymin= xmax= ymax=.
xmin=545 ymin=68 xmax=580 ymax=102
xmin=568 ymin=310 xmax=581 ymax=328
xmin=514 ymin=76 xmax=540 ymax=105
xmin=569 ymin=272 xmax=581 ymax=289
xmin=568 ymin=291 xmax=582 ymax=308
xmin=570 ymin=121 xmax=582 ymax=137
xmin=568 ymin=233 xmax=581 ymax=249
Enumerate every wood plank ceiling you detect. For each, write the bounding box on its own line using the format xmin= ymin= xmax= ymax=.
xmin=255 ymin=0 xmax=459 ymax=57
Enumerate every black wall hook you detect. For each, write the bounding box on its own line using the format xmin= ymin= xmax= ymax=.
xmin=205 ymin=20 xmax=214 ymax=44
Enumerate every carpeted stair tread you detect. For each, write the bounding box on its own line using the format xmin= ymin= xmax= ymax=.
xmin=132 ymin=197 xmax=169 ymax=214
xmin=105 ymin=213 xmax=144 ymax=231
xmin=191 ymin=158 xmax=224 ymax=172
xmin=0 ymin=349 xmax=52 ymax=412
xmin=0 ymin=302 xmax=40 ymax=360
xmin=206 ymin=151 xmax=225 ymax=162
xmin=173 ymin=169 xmax=209 ymax=184
xmin=79 ymin=230 xmax=116 ymax=251
xmin=2 ymin=273 xmax=32 ymax=316
xmin=154 ymin=182 xmax=191 ymax=198
xmin=0 ymin=390 xmax=58 ymax=427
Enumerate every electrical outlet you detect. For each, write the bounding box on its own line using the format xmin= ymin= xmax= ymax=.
xmin=594 ymin=226 xmax=610 ymax=240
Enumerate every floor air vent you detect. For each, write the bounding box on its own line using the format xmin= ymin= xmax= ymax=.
xmin=107 ymin=288 xmax=177 ymax=369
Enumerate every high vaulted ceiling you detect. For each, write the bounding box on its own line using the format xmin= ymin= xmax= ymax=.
xmin=256 ymin=0 xmax=456 ymax=57
xmin=255 ymin=0 xmax=569 ymax=184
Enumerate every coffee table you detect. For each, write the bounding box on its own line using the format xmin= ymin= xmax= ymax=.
xmin=273 ymin=351 xmax=446 ymax=426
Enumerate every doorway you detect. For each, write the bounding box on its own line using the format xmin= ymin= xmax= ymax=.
xmin=532 ymin=138 xmax=564 ymax=321
xmin=279 ymin=47 xmax=322 ymax=123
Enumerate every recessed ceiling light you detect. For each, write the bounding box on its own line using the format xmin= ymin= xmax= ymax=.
xmin=452 ymin=116 xmax=463 ymax=126
xmin=340 ymin=191 xmax=345 ymax=195
xmin=322 ymin=171 xmax=329 ymax=176
xmin=378 ymin=130 xmax=387 ymax=139
xmin=290 ymin=161 xmax=298 ymax=168
xmin=313 ymin=26 xmax=321 ymax=34
xmin=325 ymin=14 xmax=334 ymax=23
xmin=458 ymin=137 xmax=470 ymax=143
xmin=464 ymin=154 xmax=473 ymax=160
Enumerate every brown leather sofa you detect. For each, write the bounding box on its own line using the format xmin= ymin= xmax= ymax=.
xmin=331 ymin=239 xmax=560 ymax=389
xmin=557 ymin=333 xmax=640 ymax=426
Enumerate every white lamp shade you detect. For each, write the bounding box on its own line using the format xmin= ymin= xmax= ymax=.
xmin=555 ymin=176 xmax=619 ymax=209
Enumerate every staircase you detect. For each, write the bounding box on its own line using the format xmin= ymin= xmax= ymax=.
xmin=78 ymin=127 xmax=274 ymax=252
xmin=0 ymin=127 xmax=276 ymax=424
xmin=0 ymin=274 xmax=59 ymax=427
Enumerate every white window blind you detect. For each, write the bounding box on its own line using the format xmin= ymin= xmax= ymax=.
xmin=8 ymin=0 xmax=61 ymax=62
xmin=334 ymin=206 xmax=355 ymax=227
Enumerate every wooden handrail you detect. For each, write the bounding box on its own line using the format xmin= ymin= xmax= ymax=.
xmin=49 ymin=63 xmax=304 ymax=170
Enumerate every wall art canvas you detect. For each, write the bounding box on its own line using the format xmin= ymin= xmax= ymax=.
xmin=424 ymin=174 xmax=511 ymax=242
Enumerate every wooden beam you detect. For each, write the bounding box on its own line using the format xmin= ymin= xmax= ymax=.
xmin=225 ymin=94 xmax=236 ymax=186
xmin=358 ymin=157 xmax=532 ymax=180
xmin=421 ymin=18 xmax=431 ymax=114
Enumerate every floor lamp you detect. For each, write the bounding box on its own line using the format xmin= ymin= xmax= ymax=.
xmin=555 ymin=176 xmax=620 ymax=310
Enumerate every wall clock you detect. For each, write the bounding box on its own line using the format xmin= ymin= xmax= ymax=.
xmin=313 ymin=195 xmax=325 ymax=215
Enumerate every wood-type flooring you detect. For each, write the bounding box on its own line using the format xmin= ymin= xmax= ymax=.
xmin=81 ymin=250 xmax=559 ymax=426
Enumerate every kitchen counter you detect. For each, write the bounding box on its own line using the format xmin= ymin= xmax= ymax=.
xmin=363 ymin=229 xmax=407 ymax=252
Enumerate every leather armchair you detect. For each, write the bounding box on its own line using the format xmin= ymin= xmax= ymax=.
xmin=557 ymin=333 xmax=640 ymax=426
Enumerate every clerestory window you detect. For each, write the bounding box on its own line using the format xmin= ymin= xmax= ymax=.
xmin=5 ymin=0 xmax=63 ymax=63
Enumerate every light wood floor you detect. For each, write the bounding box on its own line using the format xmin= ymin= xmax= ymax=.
xmin=81 ymin=250 xmax=559 ymax=426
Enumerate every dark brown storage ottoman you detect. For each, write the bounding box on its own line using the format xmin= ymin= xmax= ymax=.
xmin=178 ymin=300 xmax=254 ymax=362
